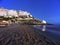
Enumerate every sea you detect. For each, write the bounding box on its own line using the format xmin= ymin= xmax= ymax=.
xmin=31 ymin=25 xmax=60 ymax=44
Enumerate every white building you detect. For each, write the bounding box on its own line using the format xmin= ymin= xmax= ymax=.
xmin=19 ymin=10 xmax=33 ymax=18
xmin=8 ymin=10 xmax=18 ymax=17
xmin=0 ymin=8 xmax=33 ymax=19
xmin=0 ymin=8 xmax=7 ymax=16
xmin=41 ymin=20 xmax=46 ymax=24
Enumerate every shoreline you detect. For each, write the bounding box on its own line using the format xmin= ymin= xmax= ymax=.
xmin=0 ymin=24 xmax=59 ymax=45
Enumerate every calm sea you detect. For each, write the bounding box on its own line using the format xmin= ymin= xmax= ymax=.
xmin=32 ymin=25 xmax=60 ymax=44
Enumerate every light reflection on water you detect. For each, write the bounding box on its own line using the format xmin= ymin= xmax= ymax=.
xmin=33 ymin=25 xmax=46 ymax=32
xmin=42 ymin=25 xmax=46 ymax=31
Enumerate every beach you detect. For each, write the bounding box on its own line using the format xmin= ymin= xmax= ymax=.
xmin=0 ymin=24 xmax=59 ymax=45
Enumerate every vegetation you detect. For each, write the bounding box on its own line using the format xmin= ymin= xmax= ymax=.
xmin=0 ymin=16 xmax=46 ymax=25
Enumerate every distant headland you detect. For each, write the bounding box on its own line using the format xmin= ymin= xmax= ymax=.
xmin=0 ymin=8 xmax=47 ymax=26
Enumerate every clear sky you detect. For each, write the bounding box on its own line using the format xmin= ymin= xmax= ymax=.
xmin=0 ymin=0 xmax=60 ymax=24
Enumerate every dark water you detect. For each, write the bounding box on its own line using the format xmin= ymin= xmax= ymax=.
xmin=32 ymin=25 xmax=60 ymax=44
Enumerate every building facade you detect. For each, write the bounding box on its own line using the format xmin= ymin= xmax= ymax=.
xmin=0 ymin=8 xmax=33 ymax=19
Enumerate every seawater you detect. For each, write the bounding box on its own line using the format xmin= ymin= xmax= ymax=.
xmin=33 ymin=25 xmax=60 ymax=44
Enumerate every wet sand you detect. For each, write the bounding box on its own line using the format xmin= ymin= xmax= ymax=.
xmin=0 ymin=25 xmax=58 ymax=45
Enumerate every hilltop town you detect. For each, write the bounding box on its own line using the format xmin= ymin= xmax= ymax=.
xmin=0 ymin=8 xmax=46 ymax=26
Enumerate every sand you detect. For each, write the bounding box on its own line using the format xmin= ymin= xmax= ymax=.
xmin=0 ymin=24 xmax=58 ymax=45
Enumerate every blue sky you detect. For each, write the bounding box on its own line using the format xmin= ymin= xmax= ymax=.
xmin=0 ymin=0 xmax=60 ymax=24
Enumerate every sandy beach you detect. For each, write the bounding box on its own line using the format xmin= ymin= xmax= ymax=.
xmin=0 ymin=24 xmax=59 ymax=45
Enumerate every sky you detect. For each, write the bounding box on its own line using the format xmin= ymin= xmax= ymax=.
xmin=0 ymin=0 xmax=60 ymax=24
